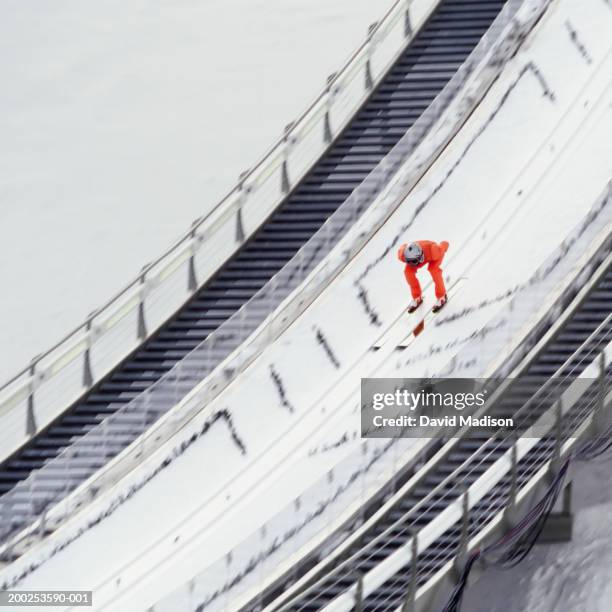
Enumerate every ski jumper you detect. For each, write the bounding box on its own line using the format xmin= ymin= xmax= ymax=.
xmin=397 ymin=240 xmax=449 ymax=300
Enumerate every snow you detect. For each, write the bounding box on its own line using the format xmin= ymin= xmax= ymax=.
xmin=0 ymin=0 xmax=390 ymax=383
xmin=463 ymin=453 xmax=612 ymax=612
xmin=149 ymin=0 xmax=612 ymax=603
xmin=2 ymin=0 xmax=612 ymax=610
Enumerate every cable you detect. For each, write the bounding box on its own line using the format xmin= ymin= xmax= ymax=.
xmin=439 ymin=383 xmax=611 ymax=611
xmin=440 ymin=457 xmax=570 ymax=612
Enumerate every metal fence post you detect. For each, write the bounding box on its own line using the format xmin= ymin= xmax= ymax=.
xmin=174 ymin=361 xmax=181 ymax=407
xmin=552 ymin=399 xmax=563 ymax=473
xmin=402 ymin=532 xmax=418 ymax=612
xmin=404 ymin=0 xmax=413 ymax=38
xmin=103 ymin=417 xmax=109 ymax=462
xmin=325 ymin=219 xmax=333 ymax=254
xmin=26 ymin=359 xmax=38 ymax=437
xmin=503 ymin=438 xmax=519 ymax=527
xmin=265 ymin=276 xmax=278 ymax=344
xmin=224 ymin=551 xmax=233 ymax=610
xmin=38 ymin=506 xmax=47 ymax=539
xmin=350 ymin=191 xmax=360 ymax=226
xmin=140 ymin=390 xmax=150 ymax=450
xmin=281 ymin=123 xmax=294 ymax=194
xmin=236 ymin=305 xmax=249 ymax=346
xmin=594 ymin=350 xmax=607 ymax=433
xmin=206 ymin=332 xmax=214 ymax=375
xmin=292 ymin=497 xmax=302 ymax=585
xmin=188 ymin=226 xmax=198 ymax=292
xmin=28 ymin=473 xmax=36 ymax=527
xmin=455 ymin=489 xmax=470 ymax=574
xmin=359 ymin=441 xmax=368 ymax=523
xmin=236 ymin=171 xmax=250 ymax=243
xmin=365 ymin=23 xmax=377 ymax=91
xmin=83 ymin=316 xmax=94 ymax=388
xmin=297 ymin=247 xmax=306 ymax=284
xmin=258 ymin=523 xmax=268 ymax=608
xmin=509 ymin=438 xmax=518 ymax=508
xmin=354 ymin=574 xmax=364 ymax=612
xmin=324 ymin=73 xmax=336 ymax=144
xmin=138 ymin=270 xmax=148 ymax=341
xmin=327 ymin=468 xmax=335 ymax=532
xmin=235 ymin=203 xmax=245 ymax=245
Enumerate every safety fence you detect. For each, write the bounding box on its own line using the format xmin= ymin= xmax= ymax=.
xmin=319 ymin=313 xmax=611 ymax=611
xmin=150 ymin=181 xmax=611 ymax=611
xmin=266 ymin=246 xmax=612 ymax=610
xmin=442 ymin=179 xmax=612 ymax=380
xmin=146 ymin=170 xmax=612 ymax=612
xmin=413 ymin=335 xmax=611 ymax=612
xmin=0 ymin=0 xmax=540 ymax=563
xmin=0 ymin=0 xmax=444 ymax=461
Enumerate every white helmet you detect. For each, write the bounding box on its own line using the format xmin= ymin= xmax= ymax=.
xmin=403 ymin=242 xmax=424 ymax=265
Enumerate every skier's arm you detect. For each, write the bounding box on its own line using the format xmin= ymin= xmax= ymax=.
xmin=404 ymin=265 xmax=422 ymax=299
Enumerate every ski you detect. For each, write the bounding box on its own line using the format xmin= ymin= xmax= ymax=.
xmin=395 ymin=276 xmax=467 ymax=350
xmin=371 ymin=296 xmax=432 ymax=351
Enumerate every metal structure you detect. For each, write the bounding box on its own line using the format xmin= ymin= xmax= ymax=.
xmin=0 ymin=3 xmax=608 ymax=612
xmin=0 ymin=0 xmax=520 ymax=555
xmin=155 ymin=100 xmax=612 ymax=612
xmin=266 ymin=257 xmax=611 ymax=612
xmin=148 ymin=179 xmax=609 ymax=611
xmin=0 ymin=0 xmax=443 ymax=459
xmin=148 ymin=199 xmax=610 ymax=612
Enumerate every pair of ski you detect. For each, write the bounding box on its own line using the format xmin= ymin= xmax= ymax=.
xmin=372 ymin=277 xmax=466 ymax=351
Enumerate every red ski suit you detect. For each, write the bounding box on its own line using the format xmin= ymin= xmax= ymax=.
xmin=397 ymin=240 xmax=449 ymax=300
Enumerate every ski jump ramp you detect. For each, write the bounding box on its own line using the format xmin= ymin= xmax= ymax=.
xmin=1 ymin=0 xmax=612 ymax=610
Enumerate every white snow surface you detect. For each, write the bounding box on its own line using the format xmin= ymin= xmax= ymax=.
xmin=2 ymin=0 xmax=612 ymax=610
xmin=0 ymin=0 xmax=390 ymax=383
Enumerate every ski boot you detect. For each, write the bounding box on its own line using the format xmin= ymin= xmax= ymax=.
xmin=432 ymin=294 xmax=448 ymax=313
xmin=407 ymin=297 xmax=423 ymax=313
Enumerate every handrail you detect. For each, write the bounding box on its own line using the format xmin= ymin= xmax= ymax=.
xmin=0 ymin=0 xmax=536 ymax=576
xmin=150 ymin=25 xmax=612 ymax=612
xmin=410 ymin=353 xmax=611 ymax=612
xmin=0 ymin=0 xmax=455 ymax=554
xmin=0 ymin=0 xmax=404 ymax=393
xmin=314 ymin=198 xmax=612 ymax=608
xmin=323 ymin=337 xmax=612 ymax=611
xmin=261 ymin=242 xmax=612 ymax=612
xmin=153 ymin=186 xmax=611 ymax=611
xmin=0 ymin=0 xmax=433 ymax=454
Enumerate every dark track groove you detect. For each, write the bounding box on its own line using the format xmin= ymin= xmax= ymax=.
xmin=279 ymin=266 xmax=612 ymax=612
xmin=0 ymin=0 xmax=506 ymax=532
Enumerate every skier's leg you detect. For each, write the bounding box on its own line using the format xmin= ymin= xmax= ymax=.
xmin=428 ymin=263 xmax=447 ymax=299
xmin=404 ymin=266 xmax=422 ymax=299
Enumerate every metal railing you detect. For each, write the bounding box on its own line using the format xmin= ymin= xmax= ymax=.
xmin=275 ymin=202 xmax=612 ymax=612
xmin=0 ymin=0 xmax=532 ymax=560
xmin=326 ymin=335 xmax=611 ymax=611
xmin=0 ymin=0 xmax=441 ymax=460
xmin=442 ymin=179 xmax=612 ymax=380
xmin=411 ymin=350 xmax=611 ymax=612
xmin=151 ymin=181 xmax=611 ymax=611
xmin=281 ymin=269 xmax=612 ymax=610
